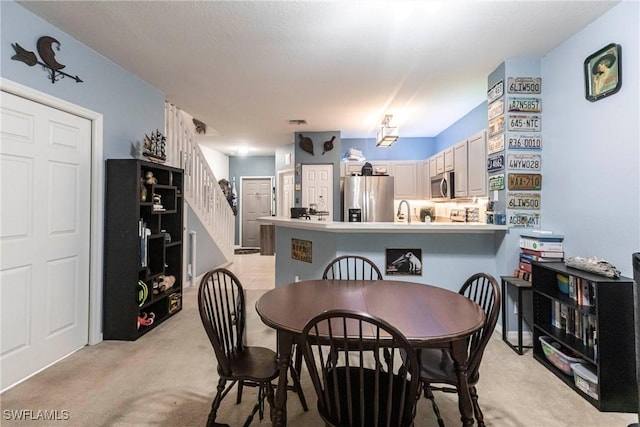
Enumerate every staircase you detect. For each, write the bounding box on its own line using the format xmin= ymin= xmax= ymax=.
xmin=164 ymin=103 xmax=234 ymax=273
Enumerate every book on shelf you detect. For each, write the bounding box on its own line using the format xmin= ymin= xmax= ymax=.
xmin=521 ymin=248 xmax=564 ymax=259
xmin=520 ymin=230 xmax=564 ymax=241
xmin=513 ymin=268 xmax=531 ymax=282
xmin=519 ymin=237 xmax=563 ymax=252
xmin=518 ymin=261 xmax=532 ymax=273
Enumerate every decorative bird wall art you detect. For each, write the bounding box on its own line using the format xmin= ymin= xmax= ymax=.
xmin=11 ymin=36 xmax=83 ymax=84
xmin=298 ymin=133 xmax=314 ymax=155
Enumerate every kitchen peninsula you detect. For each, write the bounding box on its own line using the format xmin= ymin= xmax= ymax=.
xmin=259 ymin=217 xmax=507 ymax=290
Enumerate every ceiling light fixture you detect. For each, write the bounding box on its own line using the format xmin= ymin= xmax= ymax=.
xmin=376 ymin=114 xmax=399 ymax=147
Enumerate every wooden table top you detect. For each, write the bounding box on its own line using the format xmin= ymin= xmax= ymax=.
xmin=256 ymin=279 xmax=485 ymax=346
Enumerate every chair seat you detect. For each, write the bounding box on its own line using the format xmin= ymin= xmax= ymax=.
xmin=225 ymin=346 xmax=279 ymax=381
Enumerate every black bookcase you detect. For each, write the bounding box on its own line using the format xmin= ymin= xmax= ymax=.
xmin=103 ymin=159 xmax=184 ymax=340
xmin=532 ymin=261 xmax=637 ymax=412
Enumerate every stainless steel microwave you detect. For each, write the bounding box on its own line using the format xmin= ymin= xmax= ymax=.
xmin=430 ymin=172 xmax=455 ymax=201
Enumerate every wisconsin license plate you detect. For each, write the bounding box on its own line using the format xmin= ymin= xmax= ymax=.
xmin=508 ymin=97 xmax=541 ymax=113
xmin=508 ymin=211 xmax=541 ymax=228
xmin=508 ymin=173 xmax=542 ymax=190
xmin=487 ymin=80 xmax=504 ymax=104
xmin=507 ymin=154 xmax=541 ymax=171
xmin=487 ymin=154 xmax=505 ymax=172
xmin=507 ymin=192 xmax=541 ymax=209
xmin=508 ymin=114 xmax=541 ymax=131
xmin=488 ymin=173 xmax=505 ymax=191
xmin=507 ymin=77 xmax=542 ymax=94
xmin=488 ymin=116 xmax=505 ymax=137
xmin=508 ymin=133 xmax=542 ymax=150
xmin=488 ymin=98 xmax=504 ymax=120
xmin=487 ymin=133 xmax=505 ymax=155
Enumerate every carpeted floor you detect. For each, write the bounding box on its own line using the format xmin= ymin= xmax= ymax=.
xmin=1 ymin=256 xmax=636 ymax=426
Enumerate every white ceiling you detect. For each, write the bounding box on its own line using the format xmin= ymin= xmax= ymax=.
xmin=19 ymin=1 xmax=617 ymax=156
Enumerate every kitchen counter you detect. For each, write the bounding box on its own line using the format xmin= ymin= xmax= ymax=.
xmin=258 ymin=216 xmax=506 ymax=234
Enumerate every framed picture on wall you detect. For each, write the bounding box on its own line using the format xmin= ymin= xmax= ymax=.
xmin=385 ymin=248 xmax=422 ymax=276
xmin=584 ymin=43 xmax=622 ymax=102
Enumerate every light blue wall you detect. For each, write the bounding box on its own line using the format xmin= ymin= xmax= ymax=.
xmin=341 ymin=137 xmax=436 ymax=161
xmin=435 ymin=102 xmax=488 ymax=152
xmin=539 ymin=1 xmax=639 ymax=276
xmin=1 ymin=1 xmax=165 ymax=158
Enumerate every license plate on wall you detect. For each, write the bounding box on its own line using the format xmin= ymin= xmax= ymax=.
xmin=508 ymin=97 xmax=541 ymax=113
xmin=487 ymin=133 xmax=505 ymax=155
xmin=508 ymin=211 xmax=541 ymax=228
xmin=508 ymin=173 xmax=542 ymax=190
xmin=488 ymin=98 xmax=504 ymax=120
xmin=507 ymin=154 xmax=541 ymax=171
xmin=508 ymin=77 xmax=542 ymax=94
xmin=488 ymin=174 xmax=505 ymax=191
xmin=487 ymin=80 xmax=504 ymax=103
xmin=488 ymin=116 xmax=505 ymax=138
xmin=508 ymin=133 xmax=542 ymax=150
xmin=487 ymin=154 xmax=505 ymax=172
xmin=507 ymin=192 xmax=541 ymax=209
xmin=508 ymin=114 xmax=541 ymax=132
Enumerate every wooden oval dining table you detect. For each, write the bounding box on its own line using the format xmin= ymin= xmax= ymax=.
xmin=255 ymin=279 xmax=486 ymax=426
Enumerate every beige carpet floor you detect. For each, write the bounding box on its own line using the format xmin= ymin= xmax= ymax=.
xmin=1 ymin=254 xmax=636 ymax=426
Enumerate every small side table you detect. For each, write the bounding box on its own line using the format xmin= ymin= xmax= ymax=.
xmin=501 ymin=276 xmax=533 ymax=355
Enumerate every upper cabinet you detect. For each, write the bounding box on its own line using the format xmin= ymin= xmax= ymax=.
xmin=444 ymin=147 xmax=455 ymax=172
xmin=435 ymin=152 xmax=445 ymax=175
xmin=422 ymin=160 xmax=431 ymax=199
xmin=454 ymin=140 xmax=468 ymax=197
xmin=392 ymin=161 xmax=421 ymax=199
xmin=448 ymin=129 xmax=488 ymax=198
xmin=342 ymin=161 xmax=390 ymax=177
xmin=467 ymin=130 xmax=487 ymax=196
xmin=429 ymin=156 xmax=438 ymax=178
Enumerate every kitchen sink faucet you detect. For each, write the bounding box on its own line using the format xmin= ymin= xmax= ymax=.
xmin=397 ymin=200 xmax=411 ymax=223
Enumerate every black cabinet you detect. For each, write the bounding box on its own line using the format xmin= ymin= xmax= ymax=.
xmin=532 ymin=261 xmax=637 ymax=412
xmin=103 ymin=159 xmax=184 ymax=340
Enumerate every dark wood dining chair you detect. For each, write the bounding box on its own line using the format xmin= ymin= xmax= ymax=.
xmin=322 ymin=254 xmax=383 ymax=280
xmin=300 ymin=309 xmax=422 ymax=427
xmin=198 ymin=268 xmax=307 ymax=427
xmin=418 ymin=272 xmax=500 ymax=427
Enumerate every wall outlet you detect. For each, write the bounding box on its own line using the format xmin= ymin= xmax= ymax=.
xmin=294 ymin=275 xmax=301 ymax=282
xmin=514 ymin=304 xmax=518 ymax=315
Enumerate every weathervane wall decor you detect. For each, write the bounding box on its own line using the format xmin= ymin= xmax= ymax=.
xmin=11 ymin=36 xmax=83 ymax=84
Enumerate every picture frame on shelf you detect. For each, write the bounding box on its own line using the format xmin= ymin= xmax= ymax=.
xmin=584 ymin=43 xmax=622 ymax=102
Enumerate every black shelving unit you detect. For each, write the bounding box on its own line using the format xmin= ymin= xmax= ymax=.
xmin=532 ymin=261 xmax=637 ymax=412
xmin=103 ymin=159 xmax=184 ymax=340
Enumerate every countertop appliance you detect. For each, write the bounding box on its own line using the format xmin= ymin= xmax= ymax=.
xmin=430 ymin=172 xmax=455 ymax=202
xmin=343 ymin=175 xmax=394 ymax=222
xmin=290 ymin=207 xmax=310 ymax=219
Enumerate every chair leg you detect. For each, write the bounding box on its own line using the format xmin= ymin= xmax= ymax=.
xmin=207 ymin=378 xmax=227 ymax=427
xmin=237 ymin=380 xmax=244 ymax=404
xmin=294 ymin=344 xmax=303 ymax=378
xmin=470 ymin=385 xmax=485 ymax=427
xmin=289 ymin=362 xmax=309 ymax=411
xmin=243 ymin=385 xmax=262 ymax=427
xmin=423 ymin=383 xmax=445 ymax=427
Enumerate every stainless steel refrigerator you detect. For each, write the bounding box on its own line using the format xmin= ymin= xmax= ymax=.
xmin=343 ymin=175 xmax=394 ymax=222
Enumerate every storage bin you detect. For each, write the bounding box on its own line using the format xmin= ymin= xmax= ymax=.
xmin=556 ymin=274 xmax=569 ymax=294
xmin=539 ymin=336 xmax=582 ymax=375
xmin=571 ymin=363 xmax=599 ymax=399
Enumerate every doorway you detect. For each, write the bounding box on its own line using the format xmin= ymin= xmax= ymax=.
xmin=240 ymin=177 xmax=273 ymax=248
xmin=301 ymin=164 xmax=334 ymax=218
xmin=277 ymin=169 xmax=295 ymax=217
xmin=0 ymin=80 xmax=104 ymax=391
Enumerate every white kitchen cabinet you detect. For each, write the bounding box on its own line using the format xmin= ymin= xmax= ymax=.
xmin=422 ymin=160 xmax=431 ymax=199
xmin=342 ymin=161 xmax=390 ymax=177
xmin=343 ymin=162 xmax=364 ymax=176
xmin=436 ymin=153 xmax=445 ymax=175
xmin=392 ymin=161 xmax=420 ymax=199
xmin=454 ymin=140 xmax=468 ymax=197
xmin=467 ymin=130 xmax=487 ymax=196
xmin=444 ymin=147 xmax=454 ymax=171
xmin=429 ymin=156 xmax=437 ymax=178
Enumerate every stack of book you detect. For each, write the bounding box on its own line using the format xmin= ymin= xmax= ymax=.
xmin=514 ymin=231 xmax=564 ymax=281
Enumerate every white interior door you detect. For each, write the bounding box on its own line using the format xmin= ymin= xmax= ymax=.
xmin=278 ymin=170 xmax=294 ymax=217
xmin=241 ymin=177 xmax=272 ymax=247
xmin=1 ymin=91 xmax=91 ymax=391
xmin=301 ymin=164 xmax=333 ymax=218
